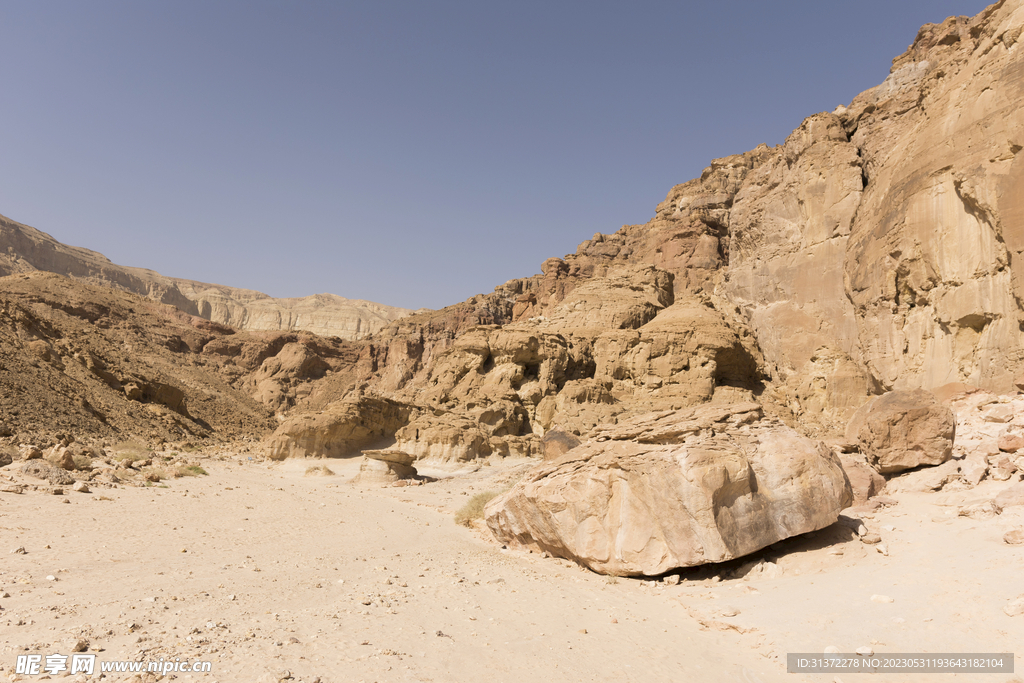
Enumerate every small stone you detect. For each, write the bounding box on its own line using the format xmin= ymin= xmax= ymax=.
xmin=663 ymin=575 xmax=680 ymax=586
xmin=228 ymin=594 xmax=236 ymax=600
xmin=73 ymin=481 xmax=90 ymax=493
xmin=882 ymin=525 xmax=896 ymax=532
xmin=998 ymin=434 xmax=1024 ymax=453
xmin=578 ymin=629 xmax=587 ymax=634
xmin=21 ymin=446 xmax=43 ymax=460
xmin=876 ymin=543 xmax=889 ymax=556
xmin=1004 ymin=529 xmax=1024 ymax=545
xmin=856 ymin=646 xmax=874 ymax=656
xmin=871 ymin=594 xmax=894 ymax=603
xmin=46 ymin=575 xmax=57 ymax=582
xmin=1004 ymin=595 xmax=1024 ymax=617
xmin=11 ymin=547 xmax=26 ymax=554
xmin=860 ymin=533 xmax=882 ymax=545
xmin=720 ymin=607 xmax=740 ymax=617
xmin=65 ymin=638 xmax=89 ymax=653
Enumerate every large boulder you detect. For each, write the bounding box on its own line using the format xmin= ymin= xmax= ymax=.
xmin=845 ymin=390 xmax=955 ymax=474
xmin=263 ymin=395 xmax=413 ymax=459
xmin=485 ymin=403 xmax=852 ymax=576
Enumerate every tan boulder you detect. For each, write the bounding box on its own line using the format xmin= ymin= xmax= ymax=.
xmin=999 ymin=434 xmax=1024 ymax=453
xmin=838 ymin=453 xmax=886 ymax=507
xmin=485 ymin=403 xmax=852 ymax=576
xmin=20 ymin=445 xmax=42 ymax=460
xmin=845 ymin=390 xmax=955 ymax=474
xmin=995 ymin=482 xmax=1024 ymax=509
xmin=540 ymin=430 xmax=581 ymax=461
xmin=263 ymin=395 xmax=412 ymax=460
xmin=356 ymin=450 xmax=418 ymax=485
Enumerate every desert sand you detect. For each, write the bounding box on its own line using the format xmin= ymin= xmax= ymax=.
xmin=3 ymin=453 xmax=1023 ymax=683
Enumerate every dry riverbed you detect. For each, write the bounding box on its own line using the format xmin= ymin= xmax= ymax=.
xmin=2 ymin=454 xmax=1023 ymax=683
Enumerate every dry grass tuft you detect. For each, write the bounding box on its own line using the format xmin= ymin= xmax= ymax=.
xmin=454 ymin=491 xmax=500 ymax=527
xmin=304 ymin=464 xmax=336 ymax=477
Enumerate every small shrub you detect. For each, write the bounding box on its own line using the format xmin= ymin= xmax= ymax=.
xmin=174 ymin=465 xmax=207 ymax=477
xmin=304 ymin=464 xmax=335 ymax=477
xmin=454 ymin=491 xmax=500 ymax=527
xmin=72 ymin=454 xmax=94 ymax=470
xmin=111 ymin=440 xmax=151 ymax=462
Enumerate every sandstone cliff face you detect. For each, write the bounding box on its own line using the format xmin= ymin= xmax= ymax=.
xmin=844 ymin=3 xmax=1024 ymax=393
xmin=0 ymin=215 xmax=412 ymax=340
xmin=256 ymin=0 xmax=1024 ymax=466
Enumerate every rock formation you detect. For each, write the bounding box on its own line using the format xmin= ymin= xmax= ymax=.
xmin=0 ymin=214 xmax=413 ymax=340
xmin=845 ymin=390 xmax=956 ymax=473
xmin=484 ymin=404 xmax=852 ymax=576
xmin=3 ymin=0 xmax=1024 ymax=574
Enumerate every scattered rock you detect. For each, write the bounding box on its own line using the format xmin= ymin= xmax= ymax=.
xmin=64 ymin=638 xmax=89 ymax=653
xmin=995 ymin=483 xmax=1024 ymax=509
xmin=958 ymin=501 xmax=1002 ymax=519
xmin=72 ymin=481 xmax=90 ymax=493
xmin=11 ymin=546 xmax=26 ymax=554
xmin=21 ymin=460 xmax=75 ymax=485
xmin=837 ymin=514 xmax=867 ymax=536
xmin=838 ymin=453 xmax=886 ymax=506
xmin=860 ymin=533 xmax=882 ymax=545
xmin=856 ymin=646 xmax=874 ymax=656
xmin=982 ymin=404 xmax=1014 ymax=423
xmin=1004 ymin=595 xmax=1024 ymax=618
xmin=998 ymin=434 xmax=1024 ymax=453
xmin=20 ymin=445 xmax=42 ymax=461
xmin=1003 ymin=530 xmax=1024 ymax=546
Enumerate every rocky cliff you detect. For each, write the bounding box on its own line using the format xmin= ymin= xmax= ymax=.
xmin=261 ymin=0 xmax=1024 ymax=462
xmin=0 ymin=214 xmax=413 ymax=340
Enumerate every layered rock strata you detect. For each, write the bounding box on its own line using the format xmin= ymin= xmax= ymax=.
xmin=0 ymin=214 xmax=412 ymax=340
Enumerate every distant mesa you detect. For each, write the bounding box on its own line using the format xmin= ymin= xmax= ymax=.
xmin=0 ymin=213 xmax=414 ymax=340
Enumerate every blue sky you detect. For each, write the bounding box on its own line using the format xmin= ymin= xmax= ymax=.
xmin=0 ymin=1 xmax=994 ymax=310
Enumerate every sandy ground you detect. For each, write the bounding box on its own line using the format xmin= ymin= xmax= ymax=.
xmin=2 ymin=455 xmax=1023 ymax=683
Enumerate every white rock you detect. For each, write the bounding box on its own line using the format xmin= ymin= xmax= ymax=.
xmin=870 ymin=594 xmax=894 ymax=603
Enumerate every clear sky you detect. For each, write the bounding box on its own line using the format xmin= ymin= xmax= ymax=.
xmin=0 ymin=1 xmax=994 ymax=310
